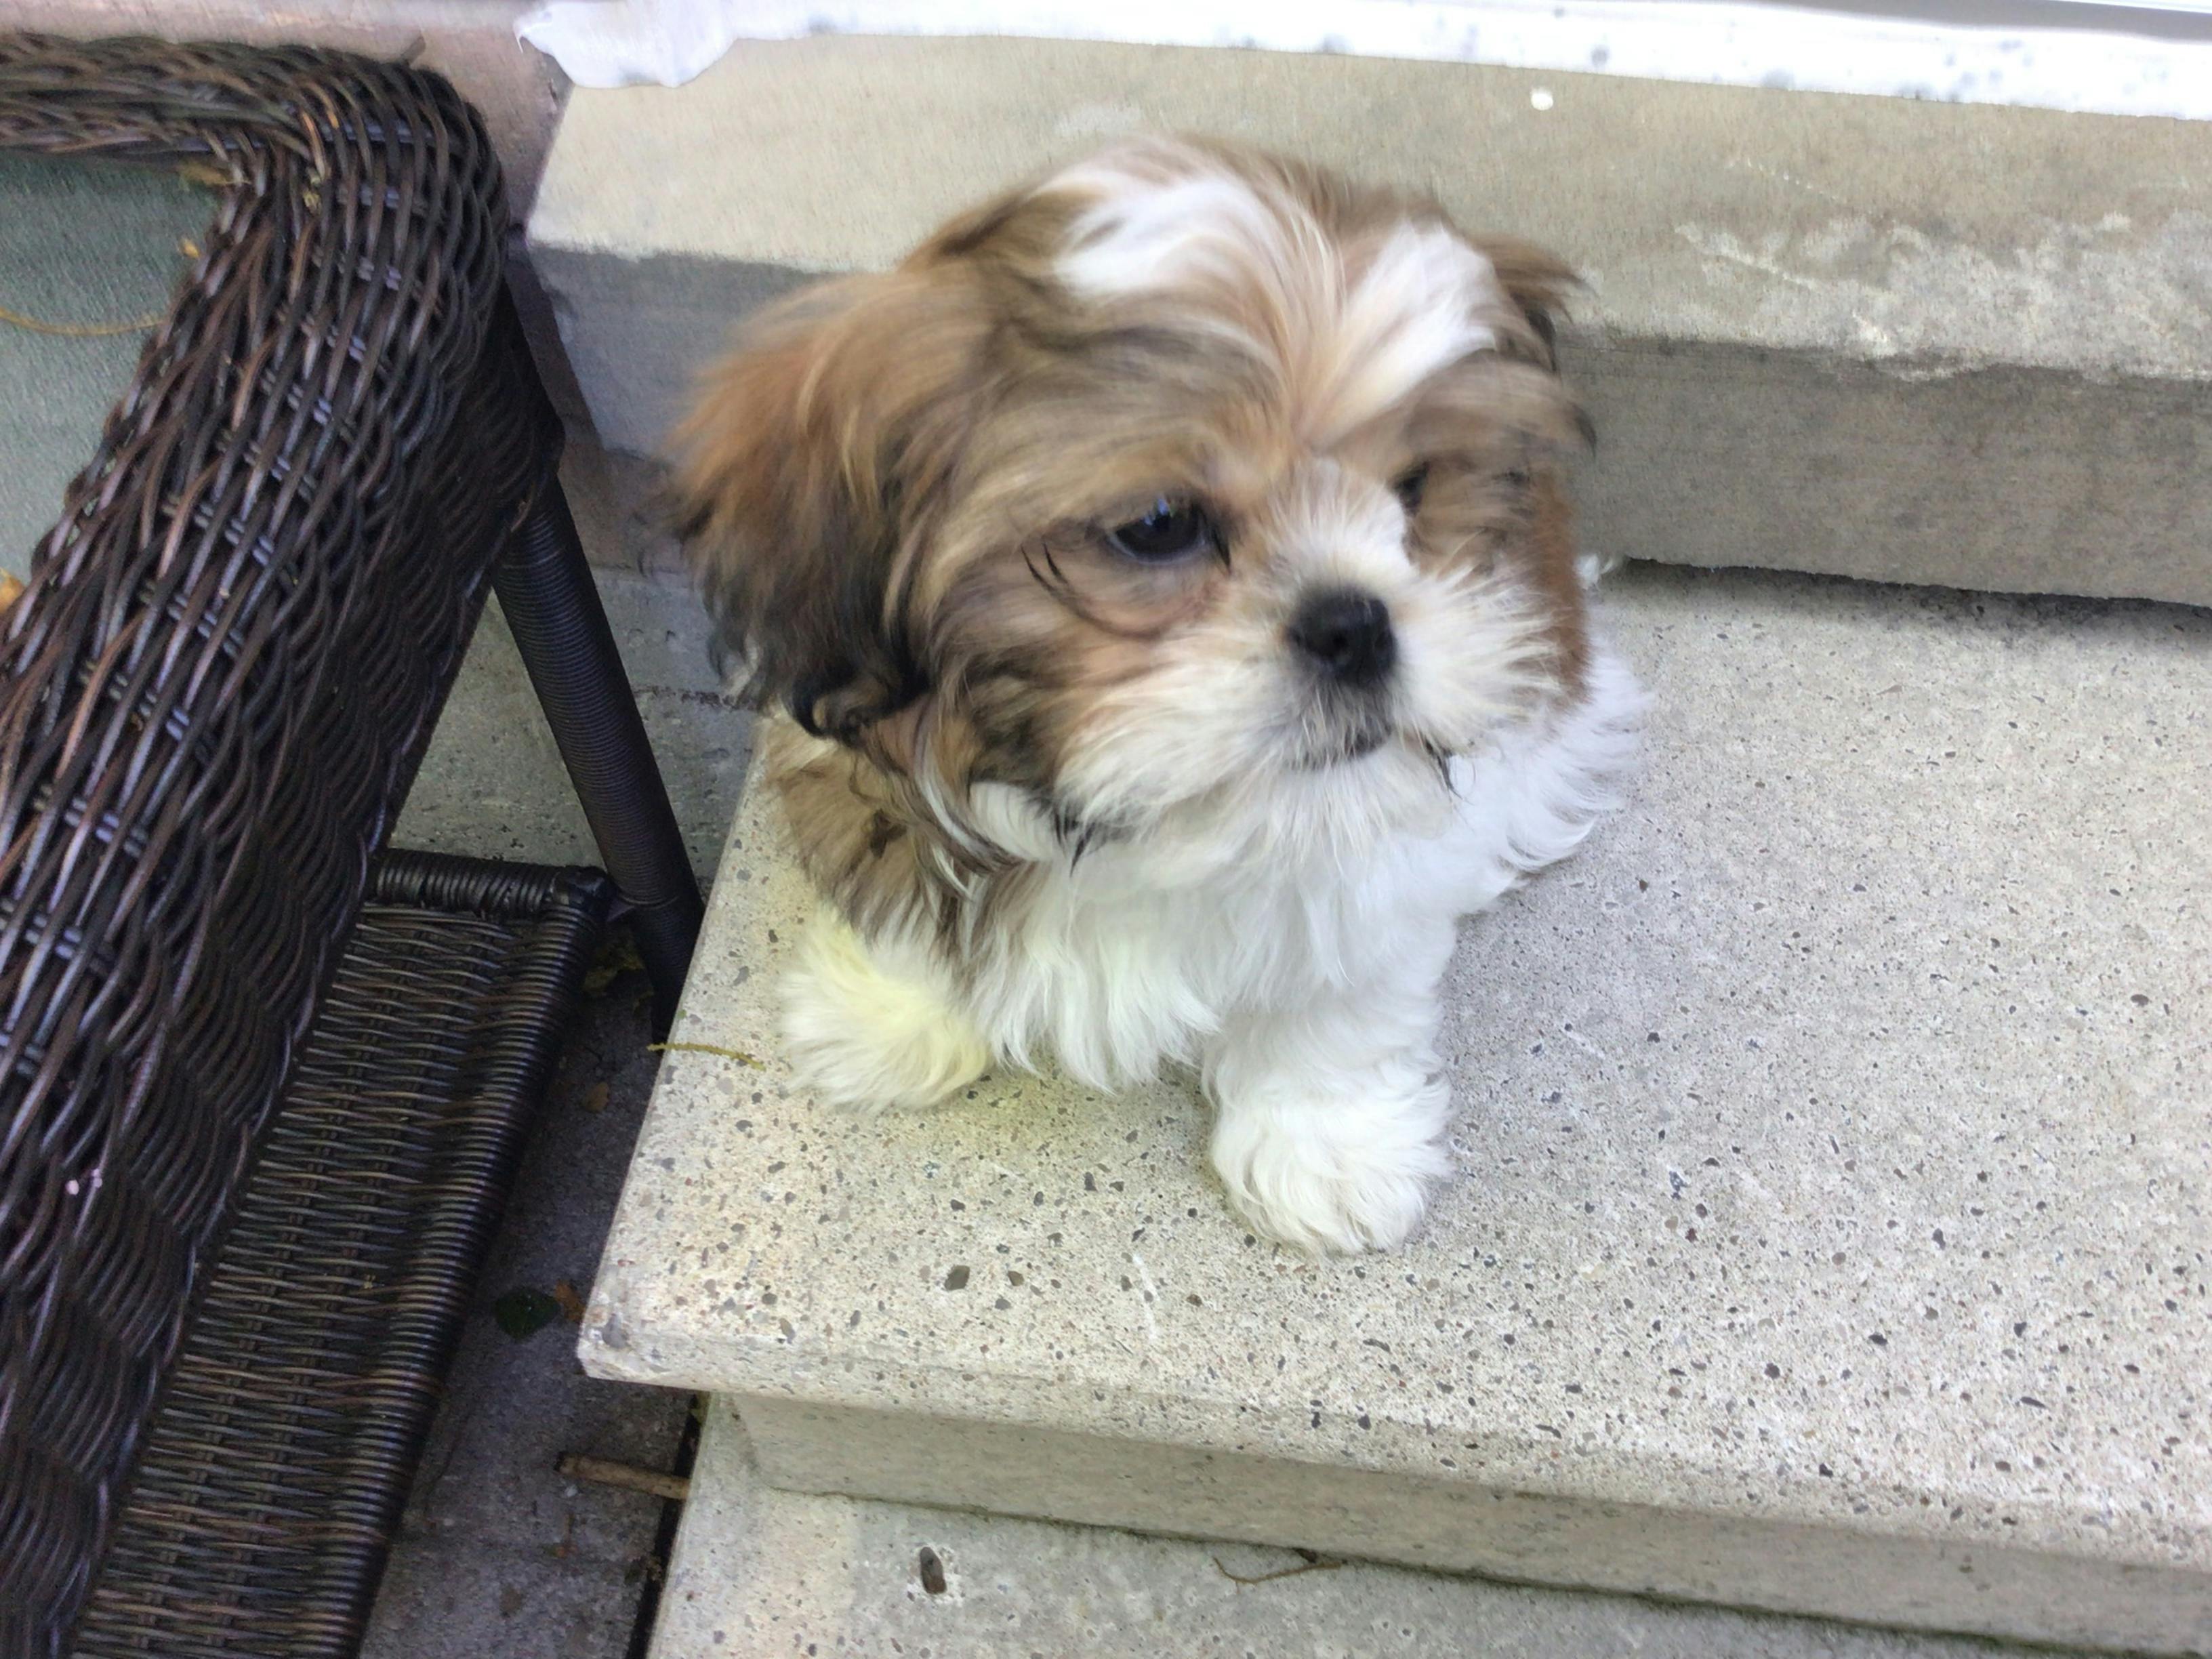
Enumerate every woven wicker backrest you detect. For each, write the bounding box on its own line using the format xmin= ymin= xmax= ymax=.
xmin=0 ymin=37 xmax=549 ymax=1650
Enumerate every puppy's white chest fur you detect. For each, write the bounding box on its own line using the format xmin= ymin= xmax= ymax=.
xmin=780 ymin=648 xmax=1640 ymax=1253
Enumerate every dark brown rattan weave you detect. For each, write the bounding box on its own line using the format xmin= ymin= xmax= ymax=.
xmin=68 ymin=850 xmax=611 ymax=1659
xmin=0 ymin=35 xmax=605 ymax=1654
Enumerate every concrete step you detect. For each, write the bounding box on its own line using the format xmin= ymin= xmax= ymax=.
xmin=652 ymin=1397 xmax=2077 ymax=1659
xmin=527 ymin=32 xmax=2212 ymax=607
xmin=582 ymin=561 xmax=2211 ymax=1654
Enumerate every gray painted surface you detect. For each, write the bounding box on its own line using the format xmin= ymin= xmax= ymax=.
xmin=0 ymin=153 xmax=207 ymax=577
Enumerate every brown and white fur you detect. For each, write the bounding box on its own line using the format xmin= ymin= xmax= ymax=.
xmin=674 ymin=137 xmax=1640 ymax=1254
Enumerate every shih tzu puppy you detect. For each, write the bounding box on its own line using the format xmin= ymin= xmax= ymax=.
xmin=674 ymin=136 xmax=1639 ymax=1254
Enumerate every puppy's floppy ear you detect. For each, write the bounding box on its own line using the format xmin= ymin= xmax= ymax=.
xmin=671 ymin=267 xmax=991 ymax=743
xmin=1473 ymin=237 xmax=1578 ymax=366
xmin=1471 ymin=237 xmax=1593 ymax=448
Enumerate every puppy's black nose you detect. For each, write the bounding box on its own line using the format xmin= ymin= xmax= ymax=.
xmin=1289 ymin=588 xmax=1396 ymax=687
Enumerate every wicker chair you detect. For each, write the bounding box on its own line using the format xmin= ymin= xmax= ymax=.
xmin=0 ymin=35 xmax=704 ymax=1657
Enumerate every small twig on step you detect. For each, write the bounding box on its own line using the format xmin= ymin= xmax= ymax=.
xmin=1212 ymin=1547 xmax=1344 ymax=1586
xmin=558 ymin=1453 xmax=691 ymax=1503
xmin=647 ymin=1041 xmax=764 ymax=1067
xmin=0 ymin=301 xmax=163 ymax=337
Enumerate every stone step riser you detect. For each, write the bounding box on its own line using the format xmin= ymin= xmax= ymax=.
xmin=733 ymin=1394 xmax=2183 ymax=1654
xmin=651 ymin=1397 xmax=2072 ymax=1659
xmin=528 ymin=34 xmax=2212 ymax=607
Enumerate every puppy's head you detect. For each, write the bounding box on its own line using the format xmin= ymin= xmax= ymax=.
xmin=676 ymin=137 xmax=1591 ymax=855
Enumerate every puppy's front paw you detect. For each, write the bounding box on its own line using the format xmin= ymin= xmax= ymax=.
xmin=780 ymin=912 xmax=989 ymax=1113
xmin=1209 ymin=1094 xmax=1450 ymax=1255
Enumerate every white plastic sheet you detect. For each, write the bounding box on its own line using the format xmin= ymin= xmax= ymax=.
xmin=515 ymin=1 xmax=2212 ymax=119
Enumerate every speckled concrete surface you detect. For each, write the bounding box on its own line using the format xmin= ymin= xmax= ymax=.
xmin=652 ymin=1399 xmax=2085 ymax=1659
xmin=583 ymin=563 xmax=2212 ymax=1652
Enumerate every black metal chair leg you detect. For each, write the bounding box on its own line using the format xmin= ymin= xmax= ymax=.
xmin=496 ymin=482 xmax=704 ymax=1036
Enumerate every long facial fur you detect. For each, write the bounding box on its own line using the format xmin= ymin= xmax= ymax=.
xmin=674 ymin=136 xmax=1597 ymax=969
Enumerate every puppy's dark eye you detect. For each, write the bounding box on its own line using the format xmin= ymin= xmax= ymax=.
xmin=1106 ymin=498 xmax=1218 ymax=564
xmin=1393 ymin=464 xmax=1430 ymax=515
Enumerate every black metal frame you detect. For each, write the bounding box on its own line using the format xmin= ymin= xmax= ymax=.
xmin=496 ymin=449 xmax=704 ymax=1036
